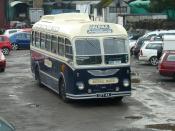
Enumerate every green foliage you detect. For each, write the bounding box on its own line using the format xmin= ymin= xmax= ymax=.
xmin=150 ymin=0 xmax=175 ymax=12
xmin=97 ymin=0 xmax=112 ymax=8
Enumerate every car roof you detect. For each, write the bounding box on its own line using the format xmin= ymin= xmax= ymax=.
xmin=143 ymin=30 xmax=175 ymax=37
xmin=9 ymin=31 xmax=30 ymax=37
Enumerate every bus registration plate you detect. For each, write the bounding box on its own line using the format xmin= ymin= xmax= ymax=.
xmin=89 ymin=78 xmax=118 ymax=85
xmin=97 ymin=93 xmax=111 ymax=98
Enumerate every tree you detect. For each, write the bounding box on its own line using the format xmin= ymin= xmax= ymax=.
xmin=150 ymin=0 xmax=175 ymax=12
xmin=97 ymin=0 xmax=112 ymax=8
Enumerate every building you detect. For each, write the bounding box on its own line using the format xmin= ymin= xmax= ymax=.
xmin=0 ymin=0 xmax=8 ymax=29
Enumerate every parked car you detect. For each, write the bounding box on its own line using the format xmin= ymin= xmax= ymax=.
xmin=0 ymin=49 xmax=6 ymax=72
xmin=139 ymin=41 xmax=163 ymax=65
xmin=158 ymin=51 xmax=175 ymax=79
xmin=132 ymin=30 xmax=175 ymax=57
xmin=0 ymin=35 xmax=12 ymax=55
xmin=9 ymin=32 xmax=31 ymax=50
xmin=132 ymin=37 xmax=146 ymax=57
xmin=3 ymin=29 xmax=22 ymax=37
xmin=142 ymin=30 xmax=175 ymax=40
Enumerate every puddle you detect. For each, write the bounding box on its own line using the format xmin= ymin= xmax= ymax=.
xmin=146 ymin=123 xmax=175 ymax=131
xmin=125 ymin=115 xmax=143 ymax=120
xmin=26 ymin=103 xmax=40 ymax=108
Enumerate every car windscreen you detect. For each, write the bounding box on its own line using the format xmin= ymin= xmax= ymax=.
xmin=75 ymin=38 xmax=102 ymax=65
xmin=103 ymin=38 xmax=128 ymax=64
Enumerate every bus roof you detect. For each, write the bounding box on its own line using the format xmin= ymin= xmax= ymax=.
xmin=32 ymin=13 xmax=127 ymax=39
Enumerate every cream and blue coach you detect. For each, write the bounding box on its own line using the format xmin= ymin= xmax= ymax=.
xmin=30 ymin=13 xmax=131 ymax=102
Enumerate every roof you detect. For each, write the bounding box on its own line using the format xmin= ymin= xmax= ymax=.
xmin=32 ymin=13 xmax=127 ymax=39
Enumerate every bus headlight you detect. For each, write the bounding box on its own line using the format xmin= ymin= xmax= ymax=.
xmin=123 ymin=79 xmax=130 ymax=87
xmin=76 ymin=82 xmax=84 ymax=90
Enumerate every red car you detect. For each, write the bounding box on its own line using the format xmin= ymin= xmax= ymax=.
xmin=0 ymin=35 xmax=12 ymax=55
xmin=158 ymin=51 xmax=175 ymax=79
xmin=0 ymin=49 xmax=6 ymax=72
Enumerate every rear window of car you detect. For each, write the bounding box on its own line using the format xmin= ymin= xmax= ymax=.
xmin=9 ymin=30 xmax=18 ymax=34
xmin=166 ymin=54 xmax=175 ymax=61
xmin=146 ymin=43 xmax=162 ymax=49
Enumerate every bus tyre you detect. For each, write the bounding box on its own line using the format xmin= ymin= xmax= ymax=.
xmin=59 ymin=80 xmax=69 ymax=103
xmin=35 ymin=67 xmax=42 ymax=86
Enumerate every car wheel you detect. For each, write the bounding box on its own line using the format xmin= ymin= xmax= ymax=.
xmin=2 ymin=48 xmax=10 ymax=55
xmin=59 ymin=79 xmax=70 ymax=103
xmin=149 ymin=56 xmax=158 ymax=66
xmin=12 ymin=43 xmax=18 ymax=50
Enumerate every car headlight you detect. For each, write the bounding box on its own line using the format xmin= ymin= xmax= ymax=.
xmin=123 ymin=79 xmax=130 ymax=87
xmin=76 ymin=82 xmax=84 ymax=90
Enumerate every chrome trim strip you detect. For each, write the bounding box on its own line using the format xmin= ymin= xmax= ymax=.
xmin=66 ymin=91 xmax=131 ymax=99
xmin=87 ymin=69 xmax=120 ymax=76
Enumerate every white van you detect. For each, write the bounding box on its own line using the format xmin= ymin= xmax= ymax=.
xmin=163 ymin=35 xmax=175 ymax=51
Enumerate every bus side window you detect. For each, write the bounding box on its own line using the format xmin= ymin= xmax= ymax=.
xmin=46 ymin=34 xmax=51 ymax=52
xmin=58 ymin=37 xmax=65 ymax=56
xmin=40 ymin=33 xmax=45 ymax=49
xmin=65 ymin=38 xmax=73 ymax=60
xmin=35 ymin=32 xmax=40 ymax=48
xmin=51 ymin=36 xmax=58 ymax=54
xmin=32 ymin=31 xmax=35 ymax=46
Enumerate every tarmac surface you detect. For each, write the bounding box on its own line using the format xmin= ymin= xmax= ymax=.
xmin=0 ymin=50 xmax=175 ymax=131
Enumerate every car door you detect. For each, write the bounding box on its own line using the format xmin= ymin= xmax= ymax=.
xmin=144 ymin=43 xmax=162 ymax=59
xmin=16 ymin=33 xmax=30 ymax=49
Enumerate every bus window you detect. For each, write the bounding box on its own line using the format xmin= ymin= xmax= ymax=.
xmin=46 ymin=34 xmax=51 ymax=52
xmin=65 ymin=38 xmax=73 ymax=60
xmin=103 ymin=38 xmax=128 ymax=64
xmin=58 ymin=37 xmax=65 ymax=56
xmin=51 ymin=36 xmax=58 ymax=54
xmin=40 ymin=33 xmax=45 ymax=49
xmin=35 ymin=32 xmax=40 ymax=48
xmin=32 ymin=31 xmax=35 ymax=46
xmin=75 ymin=38 xmax=102 ymax=65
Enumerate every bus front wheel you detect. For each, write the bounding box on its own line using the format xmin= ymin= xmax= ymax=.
xmin=59 ymin=79 xmax=69 ymax=103
xmin=35 ymin=67 xmax=42 ymax=86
